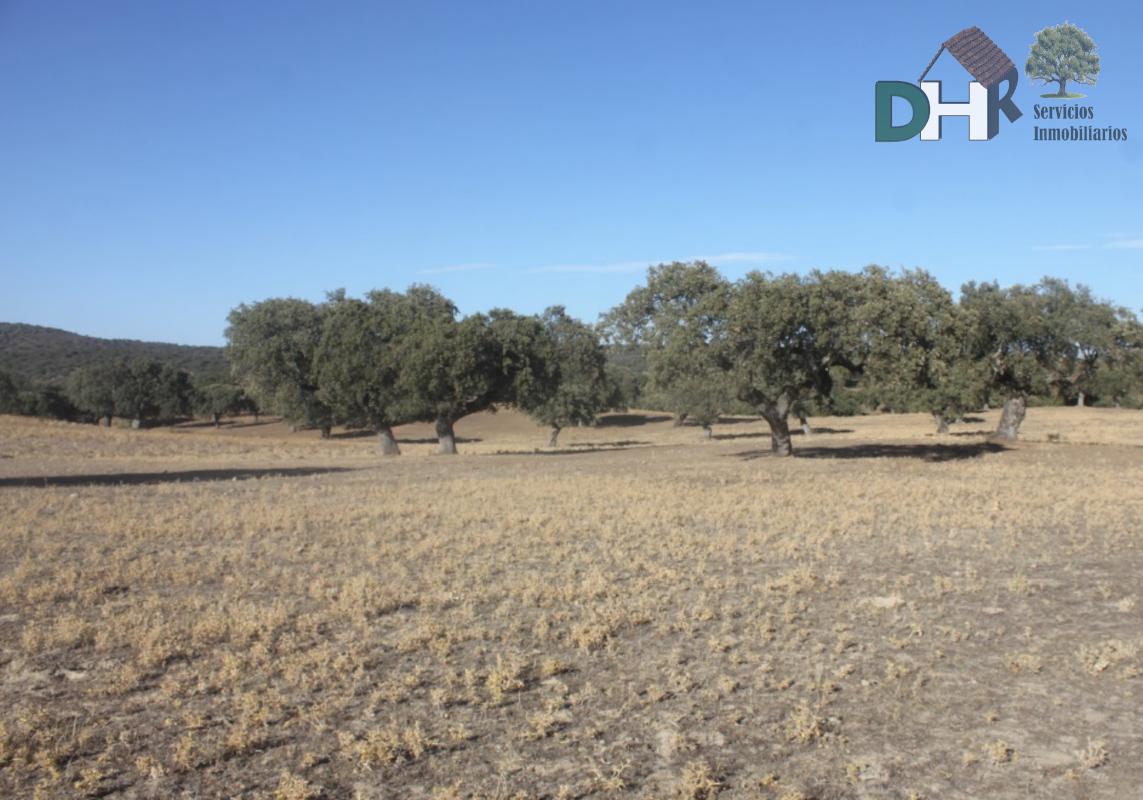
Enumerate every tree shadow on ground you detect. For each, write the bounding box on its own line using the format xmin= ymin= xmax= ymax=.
xmin=730 ymin=442 xmax=1007 ymax=462
xmin=714 ymin=427 xmax=853 ymax=441
xmin=596 ymin=413 xmax=672 ymax=427
xmin=490 ymin=441 xmax=649 ymax=456
xmin=172 ymin=419 xmax=279 ymax=431
xmin=0 ymin=466 xmax=355 ymax=489
xmin=397 ymin=436 xmax=483 ymax=445
xmin=329 ymin=429 xmax=378 ymax=440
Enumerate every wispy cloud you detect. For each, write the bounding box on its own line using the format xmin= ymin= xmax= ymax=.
xmin=1105 ymin=238 xmax=1143 ymax=249
xmin=418 ymin=262 xmax=495 ymax=275
xmin=1032 ymin=243 xmax=1089 ymax=252
xmin=527 ymin=260 xmax=652 ymax=274
xmin=1031 ymin=237 xmax=1143 ymax=251
xmin=526 ymin=251 xmax=790 ymax=274
xmin=693 ymin=251 xmax=790 ymax=264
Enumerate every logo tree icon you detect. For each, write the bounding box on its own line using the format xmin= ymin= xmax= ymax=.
xmin=1025 ymin=22 xmax=1100 ymax=98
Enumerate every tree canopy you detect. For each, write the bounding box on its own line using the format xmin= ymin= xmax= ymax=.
xmin=517 ymin=306 xmax=615 ymax=446
xmin=602 ymin=261 xmax=733 ymax=436
xmin=314 ymin=286 xmax=455 ymax=454
xmin=1026 ymin=23 xmax=1100 ymax=97
xmin=226 ymin=298 xmax=334 ymax=435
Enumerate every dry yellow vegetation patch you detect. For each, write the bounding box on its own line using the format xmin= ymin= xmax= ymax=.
xmin=0 ymin=407 xmax=1141 ymax=798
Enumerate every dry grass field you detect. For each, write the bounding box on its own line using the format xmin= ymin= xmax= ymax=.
xmin=1 ymin=407 xmax=1141 ymax=799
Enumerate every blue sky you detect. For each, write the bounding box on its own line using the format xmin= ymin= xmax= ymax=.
xmin=1 ymin=1 xmax=1140 ymax=345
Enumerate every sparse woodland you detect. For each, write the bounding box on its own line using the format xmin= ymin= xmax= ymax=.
xmin=225 ymin=266 xmax=1142 ymax=453
xmin=2 ymin=266 xmax=1140 ymax=454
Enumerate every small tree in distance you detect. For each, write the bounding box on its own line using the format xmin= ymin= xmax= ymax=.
xmin=195 ymin=383 xmax=246 ymax=427
xmin=1026 ymin=22 xmax=1100 ymax=98
xmin=518 ymin=306 xmax=614 ymax=448
xmin=67 ymin=363 xmax=120 ymax=426
xmin=601 ymin=262 xmax=733 ymax=438
xmin=0 ymin=371 xmax=22 ymax=415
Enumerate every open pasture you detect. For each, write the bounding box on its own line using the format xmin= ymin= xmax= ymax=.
xmin=1 ymin=407 xmax=1141 ymax=799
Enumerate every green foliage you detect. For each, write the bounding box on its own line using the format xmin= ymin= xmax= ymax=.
xmin=398 ymin=311 xmax=509 ymax=424
xmin=956 ymin=278 xmax=1133 ymax=411
xmin=727 ymin=269 xmax=888 ymax=415
xmin=194 ymin=382 xmax=247 ymax=422
xmin=20 ymin=385 xmax=79 ymax=420
xmin=602 ymin=262 xmax=733 ymax=427
xmin=66 ymin=363 xmax=120 ymax=421
xmin=959 ymin=281 xmax=1057 ymax=401
xmin=0 ymin=322 xmax=226 ymax=385
xmin=0 ymin=370 xmax=20 ymax=415
xmin=487 ymin=309 xmax=554 ymax=416
xmin=151 ymin=364 xmax=195 ymax=419
xmin=603 ymin=345 xmax=648 ymax=409
xmin=314 ymin=288 xmax=451 ymax=431
xmin=1035 ymin=277 xmax=1129 ymax=403
xmin=65 ymin=360 xmax=192 ymax=424
xmin=860 ymin=270 xmax=989 ymax=422
xmin=1026 ymin=23 xmax=1100 ymax=95
xmin=225 ymin=298 xmax=334 ymax=428
xmin=1089 ymin=316 xmax=1143 ymax=408
xmin=516 ymin=306 xmax=615 ymax=432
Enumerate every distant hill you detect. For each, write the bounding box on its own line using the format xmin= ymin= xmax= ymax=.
xmin=0 ymin=322 xmax=229 ymax=385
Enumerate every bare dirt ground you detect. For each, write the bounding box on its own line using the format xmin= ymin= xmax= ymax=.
xmin=0 ymin=407 xmax=1141 ymax=799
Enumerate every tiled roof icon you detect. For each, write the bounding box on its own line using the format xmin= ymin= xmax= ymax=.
xmin=918 ymin=26 xmax=1016 ymax=89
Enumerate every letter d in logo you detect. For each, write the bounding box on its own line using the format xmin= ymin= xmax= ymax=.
xmin=875 ymin=81 xmax=930 ymax=142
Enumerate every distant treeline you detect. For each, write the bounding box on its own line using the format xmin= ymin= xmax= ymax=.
xmin=0 ymin=322 xmax=243 ymax=429
xmin=0 ymin=359 xmax=259 ymax=429
xmin=2 ymin=265 xmax=1140 ymax=456
xmin=0 ymin=322 xmax=228 ymax=384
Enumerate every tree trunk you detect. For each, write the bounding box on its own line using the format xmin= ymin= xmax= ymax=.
xmin=760 ymin=403 xmax=793 ymax=456
xmin=212 ymin=412 xmax=221 ymax=428
xmin=436 ymin=417 xmax=458 ymax=455
xmin=1057 ymin=78 xmax=1067 ymax=96
xmin=798 ymin=415 xmax=812 ymax=436
xmin=702 ymin=424 xmax=713 ymax=440
xmin=378 ymin=425 xmax=401 ymax=456
xmin=673 ymin=412 xmax=688 ymax=427
xmin=99 ymin=415 xmax=112 ymax=428
xmin=1076 ymin=391 xmax=1085 ymax=408
xmin=933 ymin=413 xmax=949 ymax=434
xmin=994 ymin=396 xmax=1027 ymax=441
xmin=548 ymin=426 xmax=561 ymax=448
xmin=320 ymin=424 xmax=332 ymax=439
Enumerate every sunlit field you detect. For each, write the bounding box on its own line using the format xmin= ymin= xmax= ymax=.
xmin=1 ymin=407 xmax=1141 ymax=799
